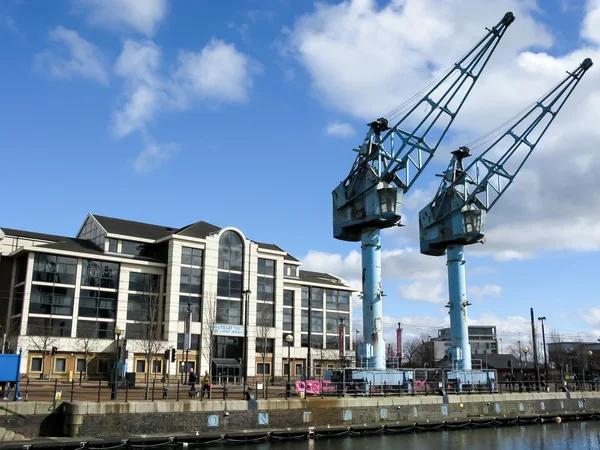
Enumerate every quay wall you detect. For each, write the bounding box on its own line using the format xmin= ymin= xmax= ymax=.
xmin=2 ymin=392 xmax=600 ymax=440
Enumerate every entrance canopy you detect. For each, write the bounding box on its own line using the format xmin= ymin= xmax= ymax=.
xmin=212 ymin=358 xmax=242 ymax=369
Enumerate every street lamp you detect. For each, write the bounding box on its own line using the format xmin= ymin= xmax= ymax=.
xmin=111 ymin=326 xmax=123 ymax=400
xmin=523 ymin=346 xmax=529 ymax=369
xmin=242 ymin=289 xmax=251 ymax=393
xmin=285 ymin=334 xmax=294 ymax=399
xmin=537 ymin=317 xmax=549 ymax=383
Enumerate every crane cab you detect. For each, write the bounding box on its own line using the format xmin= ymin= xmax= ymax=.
xmin=419 ymin=207 xmax=486 ymax=256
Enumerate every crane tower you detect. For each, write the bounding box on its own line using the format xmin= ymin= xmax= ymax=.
xmin=332 ymin=12 xmax=515 ymax=370
xmin=419 ymin=58 xmax=593 ymax=371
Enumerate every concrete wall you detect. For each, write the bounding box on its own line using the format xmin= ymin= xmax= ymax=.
xmin=60 ymin=392 xmax=600 ymax=438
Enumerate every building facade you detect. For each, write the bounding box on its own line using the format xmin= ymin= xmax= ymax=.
xmin=0 ymin=214 xmax=354 ymax=382
xmin=431 ymin=326 xmax=498 ymax=361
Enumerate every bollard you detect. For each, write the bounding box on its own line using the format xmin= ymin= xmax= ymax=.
xmin=125 ymin=378 xmax=129 ymax=402
xmin=369 ymin=381 xmax=372 ymax=397
xmin=176 ymin=381 xmax=180 ymax=402
xmin=151 ymin=380 xmax=155 ymax=402
xmin=79 ymin=371 xmax=83 ymax=387
xmin=223 ymin=378 xmax=228 ymax=401
xmin=383 ymin=381 xmax=387 ymax=397
xmin=162 ymin=382 xmax=168 ymax=400
xmin=97 ymin=380 xmax=101 ymax=403
xmin=53 ymin=379 xmax=58 ymax=402
xmin=25 ymin=379 xmax=30 ymax=402
xmin=398 ymin=381 xmax=401 ymax=396
xmin=70 ymin=378 xmax=75 ymax=402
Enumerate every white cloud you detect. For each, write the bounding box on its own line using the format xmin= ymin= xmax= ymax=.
xmin=0 ymin=14 xmax=17 ymax=33
xmin=468 ymin=284 xmax=503 ymax=301
xmin=33 ymin=26 xmax=108 ymax=85
xmin=286 ymin=0 xmax=600 ymax=261
xmin=133 ymin=141 xmax=178 ymax=174
xmin=112 ymin=38 xmax=257 ymax=138
xmin=399 ymin=279 xmax=445 ymax=304
xmin=74 ymin=0 xmax=169 ymax=37
xmin=326 ymin=121 xmax=355 ymax=138
xmin=175 ymin=39 xmax=258 ymax=103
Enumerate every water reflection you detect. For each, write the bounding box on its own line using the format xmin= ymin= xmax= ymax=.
xmin=196 ymin=421 xmax=600 ymax=450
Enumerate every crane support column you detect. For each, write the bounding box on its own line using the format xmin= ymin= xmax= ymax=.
xmin=446 ymin=244 xmax=471 ymax=371
xmin=361 ymin=227 xmax=385 ymax=370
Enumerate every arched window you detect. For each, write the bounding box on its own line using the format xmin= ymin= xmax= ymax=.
xmin=216 ymin=231 xmax=244 ymax=325
xmin=219 ymin=231 xmax=243 ymax=271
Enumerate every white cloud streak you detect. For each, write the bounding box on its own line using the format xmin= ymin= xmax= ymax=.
xmin=33 ymin=26 xmax=109 ymax=85
xmin=133 ymin=141 xmax=179 ymax=174
xmin=326 ymin=121 xmax=355 ymax=137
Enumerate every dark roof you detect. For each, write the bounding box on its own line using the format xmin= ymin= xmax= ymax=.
xmin=298 ymin=270 xmax=350 ymax=288
xmin=93 ymin=214 xmax=177 ymax=240
xmin=284 ymin=253 xmax=299 ymax=262
xmin=1 ymin=228 xmax=69 ymax=242
xmin=255 ymin=242 xmax=285 ymax=252
xmin=175 ymin=221 xmax=221 ymax=239
xmin=36 ymin=239 xmax=107 ymax=256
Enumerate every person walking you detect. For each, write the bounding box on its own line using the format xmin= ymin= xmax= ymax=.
xmin=188 ymin=367 xmax=198 ymax=397
xmin=201 ymin=370 xmax=211 ymax=399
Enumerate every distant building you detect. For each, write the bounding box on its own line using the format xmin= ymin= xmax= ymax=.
xmin=0 ymin=213 xmax=355 ymax=381
xmin=431 ymin=326 xmax=498 ymax=361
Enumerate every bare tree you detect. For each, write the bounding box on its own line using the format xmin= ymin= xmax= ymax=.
xmin=255 ymin=320 xmax=271 ymax=389
xmin=28 ymin=333 xmax=58 ymax=379
xmin=548 ymin=329 xmax=564 ymax=370
xmin=403 ymin=337 xmax=425 ymax=367
xmin=72 ymin=337 xmax=100 ymax=381
xmin=132 ymin=275 xmax=163 ymax=386
xmin=201 ymin=293 xmax=218 ymax=377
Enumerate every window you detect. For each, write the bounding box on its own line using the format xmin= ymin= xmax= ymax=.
xmin=31 ymin=357 xmax=42 ymax=372
xmin=55 ymin=358 xmax=66 ymax=373
xmin=77 ymin=320 xmax=115 ymax=339
xmin=301 ymin=286 xmax=323 ymax=309
xmin=27 ymin=317 xmax=72 ymax=337
xmin=79 ymin=216 xmax=106 ymax=249
xmin=79 ymin=290 xmax=117 ymax=319
xmin=257 ymin=277 xmax=274 ymax=301
xmin=326 ymin=312 xmax=349 ymax=333
xmin=127 ymin=293 xmax=154 ymax=321
xmin=326 ymin=289 xmax=350 ymax=312
xmin=152 ymin=360 xmax=163 ymax=374
xmin=301 ymin=333 xmax=324 ymax=348
xmin=98 ymin=359 xmax=109 ymax=373
xmin=216 ymin=299 xmax=241 ymax=325
xmin=81 ymin=260 xmax=119 ymax=288
xmin=256 ymin=338 xmax=274 ymax=354
xmin=217 ymin=272 xmax=242 ymax=298
xmin=107 ymin=238 xmax=118 ymax=253
xmin=214 ymin=336 xmax=243 ymax=359
xmin=326 ymin=336 xmax=340 ymax=350
xmin=257 ymin=363 xmax=271 ymax=375
xmin=182 ymin=247 xmax=203 ymax=266
xmin=283 ymin=363 xmax=289 ymax=376
xmin=295 ymin=364 xmax=303 ymax=377
xmin=283 ymin=308 xmax=293 ymax=332
xmin=129 ymin=273 xmax=160 ymax=292
xmin=180 ymin=267 xmax=202 ymax=295
xmin=219 ymin=231 xmax=243 ymax=271
xmin=256 ymin=303 xmax=274 ymax=327
xmin=301 ymin=310 xmax=323 ymax=333
xmin=258 ymin=258 xmax=275 ymax=276
xmin=76 ymin=359 xmax=86 ymax=373
xmin=284 ymin=264 xmax=297 ymax=277
xmin=33 ymin=254 xmax=77 ymax=285
xmin=176 ymin=333 xmax=200 ymax=350
xmin=315 ymin=365 xmax=322 ymax=376
xmin=136 ymin=360 xmax=146 ymax=373
xmin=179 ymin=296 xmax=201 ymax=322
xmin=12 ymin=285 xmax=24 ymax=316
xmin=16 ymin=255 xmax=28 ymax=284
xmin=121 ymin=240 xmax=143 ymax=256
xmin=283 ymin=290 xmax=294 ymax=307
xmin=126 ymin=323 xmax=162 ymax=340
xmin=30 ymin=285 xmax=74 ymax=315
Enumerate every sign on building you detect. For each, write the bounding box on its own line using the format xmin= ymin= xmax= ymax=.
xmin=213 ymin=324 xmax=244 ymax=336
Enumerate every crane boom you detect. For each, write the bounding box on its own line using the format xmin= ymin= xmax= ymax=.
xmin=419 ymin=57 xmax=593 ymax=256
xmin=333 ymin=12 xmax=515 ymax=242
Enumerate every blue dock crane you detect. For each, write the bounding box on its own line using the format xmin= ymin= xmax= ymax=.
xmin=332 ymin=12 xmax=515 ymax=370
xmin=419 ymin=58 xmax=593 ymax=372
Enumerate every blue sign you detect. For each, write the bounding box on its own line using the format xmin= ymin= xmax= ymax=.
xmin=380 ymin=408 xmax=387 ymax=419
xmin=258 ymin=413 xmax=269 ymax=425
xmin=208 ymin=415 xmax=219 ymax=427
xmin=344 ymin=410 xmax=352 ymax=421
xmin=0 ymin=353 xmax=20 ymax=381
xmin=441 ymin=406 xmax=448 ymax=416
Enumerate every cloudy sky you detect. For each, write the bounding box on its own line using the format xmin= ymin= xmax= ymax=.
xmin=1 ymin=0 xmax=599 ymax=352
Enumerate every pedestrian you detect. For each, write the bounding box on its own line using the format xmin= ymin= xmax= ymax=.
xmin=201 ymin=370 xmax=211 ymax=399
xmin=188 ymin=367 xmax=198 ymax=397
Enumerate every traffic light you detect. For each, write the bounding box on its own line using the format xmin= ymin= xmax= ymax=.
xmin=171 ymin=348 xmax=176 ymax=363
xmin=51 ymin=346 xmax=58 ymax=356
xmin=164 ymin=349 xmax=170 ymax=360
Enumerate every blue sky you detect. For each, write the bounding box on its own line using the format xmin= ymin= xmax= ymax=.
xmin=1 ymin=0 xmax=600 ymax=353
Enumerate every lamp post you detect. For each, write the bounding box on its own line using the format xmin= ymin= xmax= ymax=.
xmin=537 ymin=317 xmax=548 ymax=383
xmin=285 ymin=334 xmax=293 ymax=399
xmin=355 ymin=330 xmax=360 ymax=368
xmin=523 ymin=346 xmax=529 ymax=391
xmin=111 ymin=326 xmax=123 ymax=400
xmin=242 ymin=289 xmax=251 ymax=393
